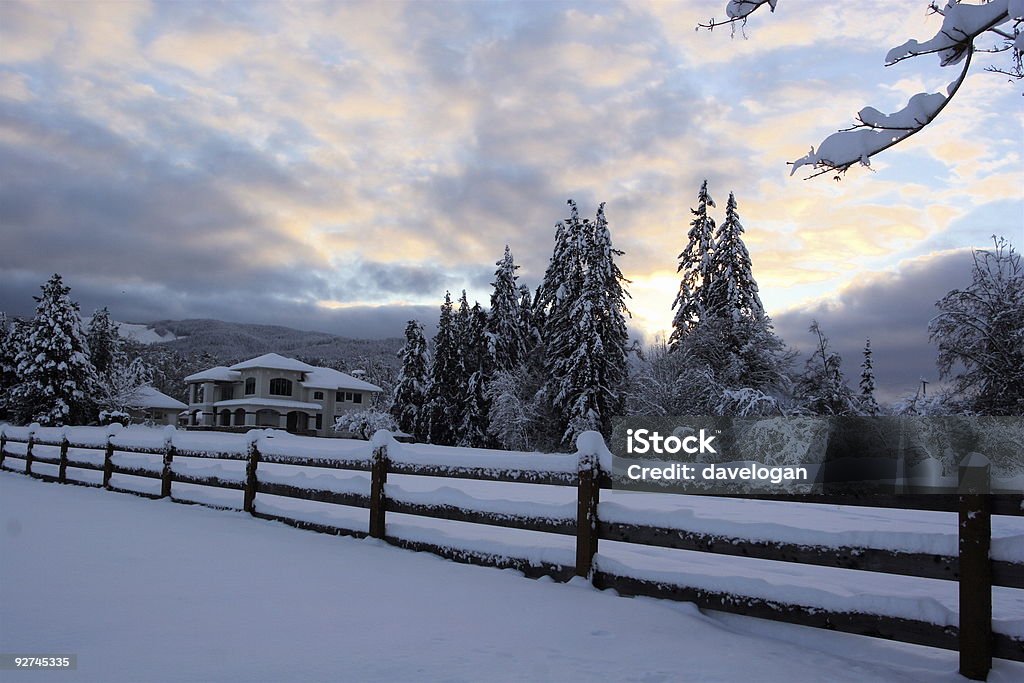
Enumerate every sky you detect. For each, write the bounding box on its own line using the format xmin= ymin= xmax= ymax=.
xmin=0 ymin=0 xmax=1021 ymax=401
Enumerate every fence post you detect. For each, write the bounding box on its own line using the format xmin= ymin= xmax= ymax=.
xmin=243 ymin=438 xmax=260 ymax=514
xmin=58 ymin=436 xmax=69 ymax=483
xmin=368 ymin=430 xmax=392 ymax=539
xmin=102 ymin=437 xmax=114 ymax=489
xmin=25 ymin=430 xmax=35 ymax=476
xmin=161 ymin=439 xmax=175 ymax=499
xmin=0 ymin=430 xmax=6 ymax=468
xmin=575 ymin=431 xmax=603 ymax=581
xmin=958 ymin=452 xmax=992 ymax=681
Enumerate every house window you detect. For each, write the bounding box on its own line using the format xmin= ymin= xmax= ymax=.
xmin=315 ymin=414 xmax=323 ymax=430
xmin=244 ymin=378 xmax=256 ymax=395
xmin=220 ymin=385 xmax=235 ymax=401
xmin=335 ymin=391 xmax=344 ymax=402
xmin=269 ymin=378 xmax=292 ymax=396
xmin=313 ymin=391 xmax=324 ymax=400
xmin=353 ymin=392 xmax=362 ymax=404
xmin=193 ymin=384 xmax=204 ymax=403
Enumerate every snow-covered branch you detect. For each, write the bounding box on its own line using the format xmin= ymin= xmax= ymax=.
xmin=703 ymin=1 xmax=1023 ymax=178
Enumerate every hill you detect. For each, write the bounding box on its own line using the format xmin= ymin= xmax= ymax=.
xmin=139 ymin=319 xmax=402 ymax=369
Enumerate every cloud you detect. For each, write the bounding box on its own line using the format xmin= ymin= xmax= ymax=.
xmin=0 ymin=0 xmax=1019 ymax=354
xmin=773 ymin=249 xmax=975 ymax=403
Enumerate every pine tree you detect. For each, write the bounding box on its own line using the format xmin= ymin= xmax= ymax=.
xmin=585 ymin=202 xmax=632 ymax=434
xmin=488 ymin=245 xmax=528 ymax=373
xmin=707 ymin=192 xmax=763 ymax=322
xmin=422 ymin=292 xmax=464 ymax=445
xmin=10 ymin=274 xmax=97 ymax=425
xmin=796 ymin=320 xmax=857 ymax=416
xmin=670 ymin=180 xmax=716 ymax=348
xmin=538 ymin=201 xmax=633 ymax=444
xmin=390 ymin=320 xmax=429 ymax=440
xmin=0 ymin=313 xmax=19 ymax=418
xmin=459 ymin=301 xmax=492 ymax=447
xmin=540 ymin=201 xmax=590 ymax=444
xmin=87 ymin=307 xmax=124 ymax=376
xmin=859 ymin=338 xmax=880 ymax=416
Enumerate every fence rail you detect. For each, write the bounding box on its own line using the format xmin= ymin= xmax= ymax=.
xmin=1 ymin=427 xmax=1022 ymax=681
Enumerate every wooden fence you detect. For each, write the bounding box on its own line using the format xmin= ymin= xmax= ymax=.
xmin=1 ymin=428 xmax=1022 ymax=681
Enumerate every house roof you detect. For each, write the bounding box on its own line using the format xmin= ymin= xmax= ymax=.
xmin=229 ymin=353 xmax=315 ymax=372
xmin=302 ymin=367 xmax=382 ymax=392
xmin=126 ymin=386 xmax=188 ymax=410
xmin=184 ymin=366 xmax=242 ymax=382
xmin=189 ymin=353 xmax=382 ymax=394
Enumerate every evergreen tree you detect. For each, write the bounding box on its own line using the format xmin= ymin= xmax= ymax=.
xmin=488 ymin=245 xmax=528 ymax=373
xmin=10 ymin=274 xmax=97 ymax=425
xmin=422 ymin=292 xmax=464 ymax=445
xmin=670 ymin=180 xmax=716 ymax=348
xmin=86 ymin=307 xmax=124 ymax=376
xmin=540 ymin=201 xmax=590 ymax=444
xmin=519 ymin=284 xmax=541 ymax=354
xmin=584 ymin=202 xmax=632 ymax=434
xmin=0 ymin=313 xmax=20 ymax=417
xmin=390 ymin=320 xmax=429 ymax=440
xmin=796 ymin=320 xmax=857 ymax=416
xmin=707 ymin=192 xmax=763 ymax=322
xmin=539 ymin=201 xmax=633 ymax=444
xmin=459 ymin=301 xmax=492 ymax=447
xmin=859 ymin=338 xmax=880 ymax=416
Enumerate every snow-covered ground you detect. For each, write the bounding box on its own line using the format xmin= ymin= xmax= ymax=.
xmin=3 ymin=472 xmax=1023 ymax=683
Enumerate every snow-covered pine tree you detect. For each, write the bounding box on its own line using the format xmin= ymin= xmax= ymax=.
xmin=585 ymin=202 xmax=632 ymax=434
xmin=0 ymin=313 xmax=19 ymax=418
xmin=390 ymin=320 xmax=429 ymax=440
xmin=488 ymin=245 xmax=528 ymax=373
xmin=519 ymin=284 xmax=542 ymax=355
xmin=707 ymin=192 xmax=763 ymax=323
xmin=422 ymin=291 xmax=465 ymax=445
xmin=670 ymin=180 xmax=716 ymax=348
xmin=539 ymin=201 xmax=590 ymax=444
xmin=459 ymin=301 xmax=492 ymax=447
xmin=859 ymin=338 xmax=881 ymax=416
xmin=796 ymin=320 xmax=858 ymax=416
xmin=10 ymin=274 xmax=97 ymax=425
xmin=87 ymin=306 xmax=124 ymax=376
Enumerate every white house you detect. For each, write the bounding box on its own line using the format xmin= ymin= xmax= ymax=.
xmin=183 ymin=353 xmax=382 ymax=437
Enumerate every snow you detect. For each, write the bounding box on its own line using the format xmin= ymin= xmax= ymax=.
xmin=125 ymin=385 xmax=187 ymax=410
xmin=301 ymin=366 xmax=382 ymax=392
xmin=228 ymin=352 xmax=316 ymax=372
xmin=9 ymin=473 xmax=1024 ymax=683
xmin=113 ymin=321 xmax=178 ymax=344
xmin=183 ymin=366 xmax=242 ymax=382
xmin=885 ymin=0 xmax=1011 ymax=66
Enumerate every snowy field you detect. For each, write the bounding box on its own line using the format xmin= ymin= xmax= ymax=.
xmin=2 ymin=472 xmax=1023 ymax=683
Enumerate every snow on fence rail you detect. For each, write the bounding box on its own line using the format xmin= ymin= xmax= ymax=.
xmin=1 ymin=424 xmax=1022 ymax=681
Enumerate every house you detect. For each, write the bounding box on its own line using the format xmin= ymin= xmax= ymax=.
xmin=183 ymin=353 xmax=383 ymax=437
xmin=126 ymin=386 xmax=188 ymax=425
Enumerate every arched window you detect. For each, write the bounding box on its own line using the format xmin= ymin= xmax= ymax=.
xmin=244 ymin=377 xmax=256 ymax=395
xmin=269 ymin=378 xmax=292 ymax=396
